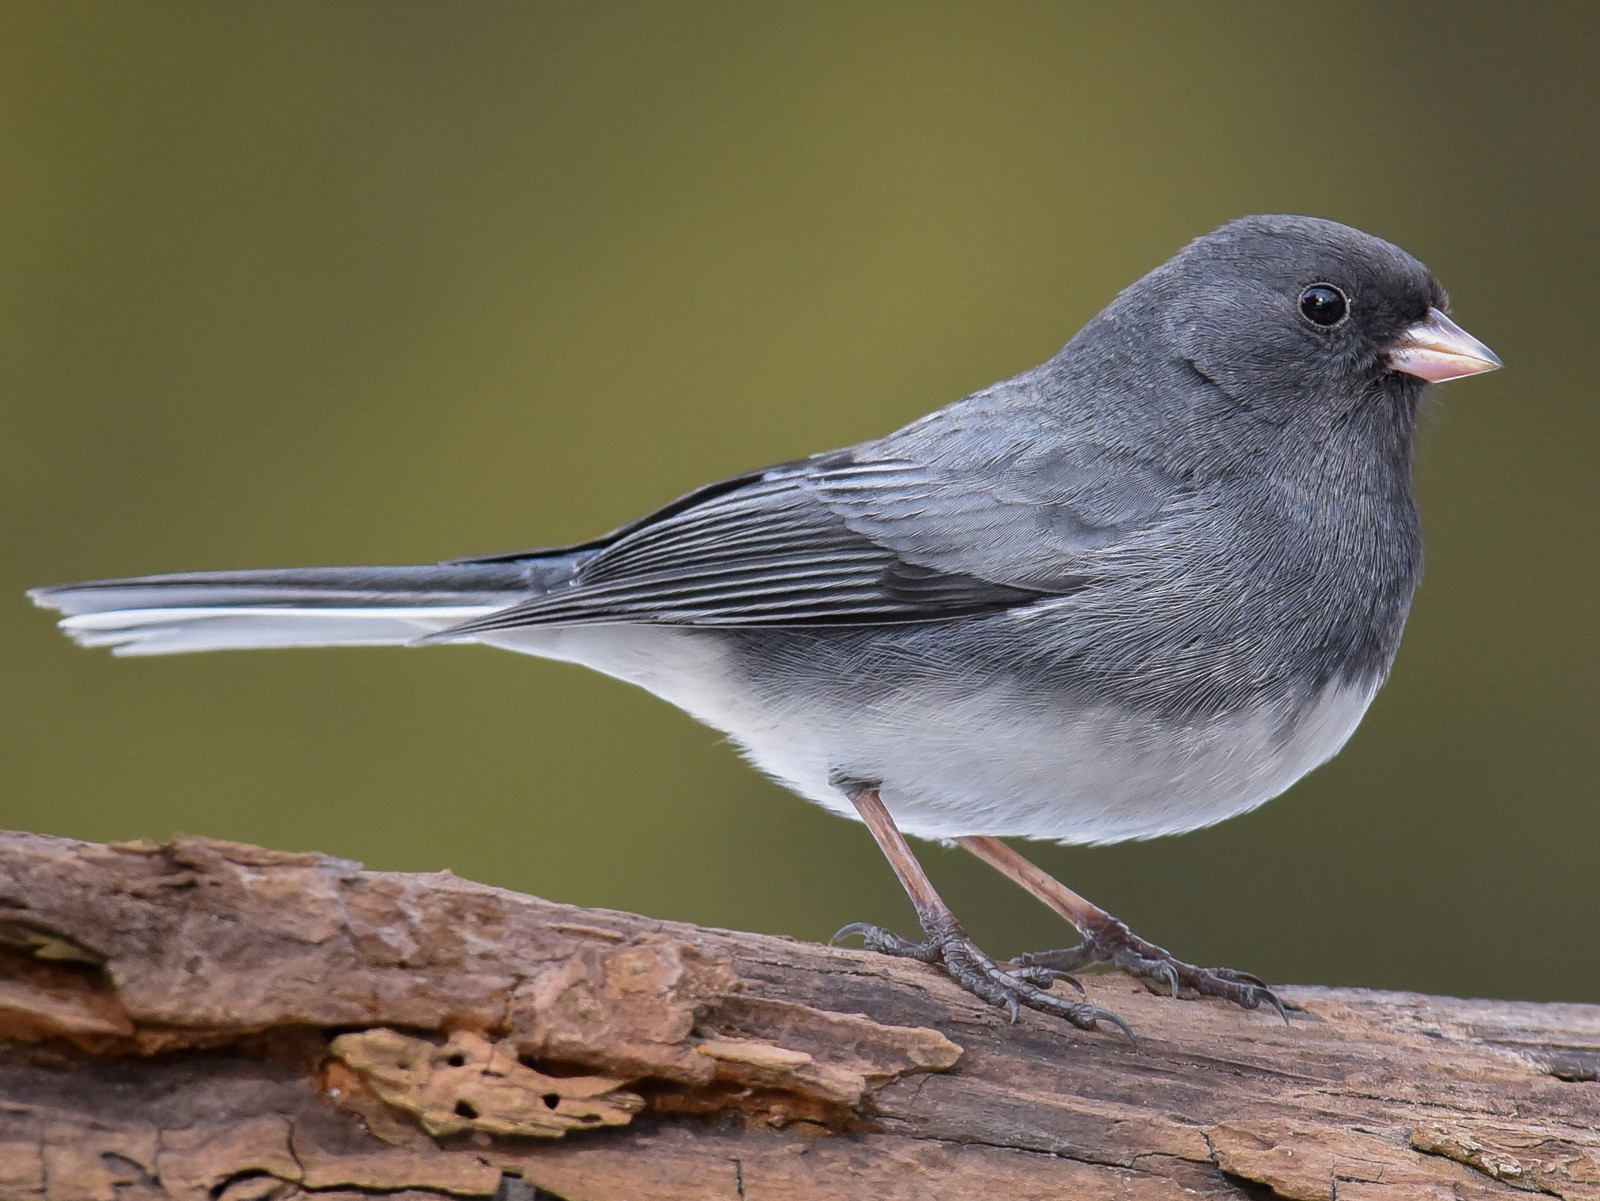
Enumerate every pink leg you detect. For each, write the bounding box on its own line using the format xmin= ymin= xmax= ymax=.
xmin=835 ymin=788 xmax=1131 ymax=1038
xmin=959 ymin=836 xmax=1285 ymax=1019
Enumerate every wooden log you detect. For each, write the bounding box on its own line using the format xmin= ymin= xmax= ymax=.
xmin=0 ymin=830 xmax=1595 ymax=1200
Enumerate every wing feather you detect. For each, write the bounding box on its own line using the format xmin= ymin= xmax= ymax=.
xmin=435 ymin=392 xmax=1190 ymax=638
xmin=435 ymin=461 xmax=1046 ymax=636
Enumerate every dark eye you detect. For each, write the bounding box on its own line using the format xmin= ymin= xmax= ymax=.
xmin=1298 ymin=284 xmax=1348 ymax=328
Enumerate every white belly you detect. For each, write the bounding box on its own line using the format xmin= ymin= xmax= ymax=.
xmin=483 ymin=624 xmax=1378 ymax=845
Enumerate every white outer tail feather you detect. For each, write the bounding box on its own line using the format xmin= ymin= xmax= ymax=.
xmin=29 ymin=563 xmax=536 ymax=657
xmin=52 ymin=605 xmax=503 ymax=656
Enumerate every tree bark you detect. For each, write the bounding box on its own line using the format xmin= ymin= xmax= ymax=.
xmin=0 ymin=831 xmax=1595 ymax=1201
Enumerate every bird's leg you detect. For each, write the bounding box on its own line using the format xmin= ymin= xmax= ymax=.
xmin=832 ymin=786 xmax=1130 ymax=1038
xmin=958 ymin=835 xmax=1287 ymax=1021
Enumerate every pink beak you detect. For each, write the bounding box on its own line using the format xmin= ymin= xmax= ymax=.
xmin=1386 ymin=307 xmax=1501 ymax=383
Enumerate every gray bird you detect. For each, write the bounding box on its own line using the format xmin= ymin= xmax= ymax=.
xmin=30 ymin=215 xmax=1500 ymax=1036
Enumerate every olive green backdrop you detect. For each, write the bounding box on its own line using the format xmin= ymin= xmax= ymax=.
xmin=4 ymin=4 xmax=1595 ymax=1004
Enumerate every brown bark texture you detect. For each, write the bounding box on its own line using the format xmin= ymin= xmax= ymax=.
xmin=0 ymin=831 xmax=1595 ymax=1201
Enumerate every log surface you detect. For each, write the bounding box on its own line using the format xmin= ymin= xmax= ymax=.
xmin=0 ymin=831 xmax=1596 ymax=1201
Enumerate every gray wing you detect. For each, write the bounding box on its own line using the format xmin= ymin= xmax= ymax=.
xmin=812 ymin=414 xmax=1185 ymax=593
xmin=438 ymin=457 xmax=1043 ymax=635
xmin=441 ymin=392 xmax=1188 ymax=636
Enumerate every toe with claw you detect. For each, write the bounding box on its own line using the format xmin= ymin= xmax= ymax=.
xmin=834 ymin=914 xmax=1135 ymax=1043
xmin=1009 ymin=917 xmax=1289 ymax=1023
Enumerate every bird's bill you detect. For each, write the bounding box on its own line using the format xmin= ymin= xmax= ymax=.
xmin=1386 ymin=307 xmax=1502 ymax=382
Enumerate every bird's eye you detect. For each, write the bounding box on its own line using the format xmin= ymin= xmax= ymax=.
xmin=1298 ymin=284 xmax=1348 ymax=328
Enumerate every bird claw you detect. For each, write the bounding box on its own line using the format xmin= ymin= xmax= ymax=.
xmin=1012 ymin=921 xmax=1289 ymax=1024
xmin=839 ymin=918 xmax=1135 ymax=1044
xmin=1008 ymin=962 xmax=1073 ymax=991
xmin=829 ymin=921 xmax=881 ymax=947
xmin=832 ymin=920 xmax=941 ymax=962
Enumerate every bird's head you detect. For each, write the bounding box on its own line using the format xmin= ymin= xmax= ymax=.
xmin=1155 ymin=214 xmax=1499 ymax=425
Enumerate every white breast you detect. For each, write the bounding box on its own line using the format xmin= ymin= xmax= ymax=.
xmin=484 ymin=624 xmax=1379 ymax=845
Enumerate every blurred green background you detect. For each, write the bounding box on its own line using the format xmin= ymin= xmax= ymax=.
xmin=3 ymin=4 xmax=1595 ymax=1004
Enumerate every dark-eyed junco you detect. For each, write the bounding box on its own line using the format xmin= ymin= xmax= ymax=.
xmin=31 ymin=215 xmax=1500 ymax=1036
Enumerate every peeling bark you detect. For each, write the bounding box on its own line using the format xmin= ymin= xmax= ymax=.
xmin=0 ymin=831 xmax=1596 ymax=1201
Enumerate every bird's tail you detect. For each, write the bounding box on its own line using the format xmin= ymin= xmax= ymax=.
xmin=28 ymin=563 xmax=542 ymax=656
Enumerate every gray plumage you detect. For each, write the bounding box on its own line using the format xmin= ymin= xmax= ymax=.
xmin=31 ymin=215 xmax=1489 ymax=846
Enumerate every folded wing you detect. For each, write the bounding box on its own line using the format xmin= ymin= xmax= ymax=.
xmin=437 ymin=415 xmax=1186 ymax=638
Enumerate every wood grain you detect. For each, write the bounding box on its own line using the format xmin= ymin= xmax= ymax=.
xmin=0 ymin=831 xmax=1595 ymax=1200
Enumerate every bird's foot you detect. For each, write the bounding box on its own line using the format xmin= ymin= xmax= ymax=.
xmin=1009 ymin=917 xmax=1288 ymax=1023
xmin=833 ymin=914 xmax=1134 ymax=1042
